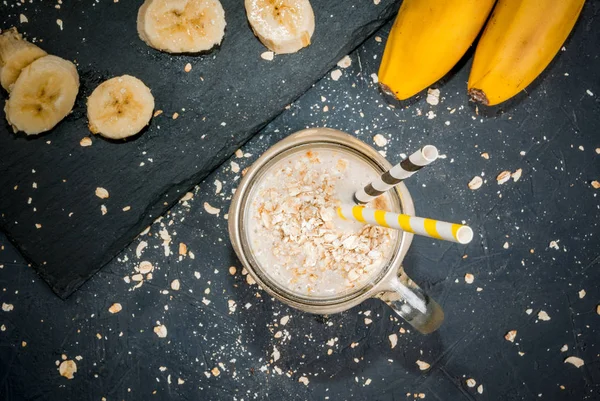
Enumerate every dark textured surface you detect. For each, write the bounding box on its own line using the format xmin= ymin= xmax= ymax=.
xmin=0 ymin=0 xmax=400 ymax=298
xmin=1 ymin=2 xmax=600 ymax=400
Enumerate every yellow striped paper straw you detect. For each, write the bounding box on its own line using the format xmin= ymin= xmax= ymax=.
xmin=336 ymin=205 xmax=473 ymax=245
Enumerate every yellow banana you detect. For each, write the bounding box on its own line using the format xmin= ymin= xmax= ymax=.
xmin=468 ymin=0 xmax=585 ymax=106
xmin=378 ymin=0 xmax=496 ymax=101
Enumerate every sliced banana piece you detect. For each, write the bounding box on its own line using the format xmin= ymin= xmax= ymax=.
xmin=4 ymin=55 xmax=79 ymax=135
xmin=245 ymin=0 xmax=315 ymax=54
xmin=87 ymin=75 xmax=155 ymax=140
xmin=0 ymin=28 xmax=48 ymax=92
xmin=137 ymin=0 xmax=226 ymax=53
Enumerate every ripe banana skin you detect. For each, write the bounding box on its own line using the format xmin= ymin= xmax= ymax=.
xmin=378 ymin=0 xmax=495 ymax=101
xmin=468 ymin=0 xmax=586 ymax=106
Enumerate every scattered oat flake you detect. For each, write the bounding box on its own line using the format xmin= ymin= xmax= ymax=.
xmin=298 ymin=376 xmax=309 ymax=386
xmin=59 ymin=360 xmax=76 ymax=379
xmin=364 ymin=318 xmax=372 ymax=325
xmin=261 ymin=51 xmax=274 ymax=61
xmin=100 ymin=205 xmax=108 ymax=215
xmin=229 ymin=266 xmax=237 ymax=275
xmin=549 ymin=240 xmax=560 ymax=250
xmin=154 ymin=324 xmax=167 ymax=338
xmin=203 ymin=202 xmax=220 ymax=215
xmin=122 ymin=206 xmax=131 ymax=211
xmin=578 ymin=289 xmax=586 ymax=299
xmin=138 ymin=261 xmax=153 ymax=274
xmin=211 ymin=367 xmax=220 ymax=376
xmin=178 ymin=378 xmax=184 ymax=385
xmin=426 ymin=110 xmax=436 ymax=119
xmin=426 ymin=88 xmax=440 ymax=106
xmin=171 ymin=279 xmax=180 ymax=291
xmin=596 ymin=305 xmax=600 ymax=315
xmin=504 ymin=330 xmax=517 ymax=342
xmin=466 ymin=378 xmax=476 ymax=387
xmin=2 ymin=303 xmax=14 ymax=312
xmin=481 ymin=152 xmax=489 ymax=159
xmin=331 ymin=69 xmax=342 ymax=81
xmin=564 ymin=356 xmax=584 ymax=368
xmin=172 ymin=112 xmax=179 ymax=119
xmin=153 ymin=109 xmax=163 ymax=117
xmin=80 ymin=137 xmax=92 ymax=147
xmin=214 ymin=180 xmax=222 ymax=194
xmin=373 ymin=134 xmax=388 ymax=147
xmin=497 ymin=171 xmax=511 ymax=184
xmin=586 ymin=89 xmax=594 ymax=96
xmin=464 ymin=273 xmax=474 ymax=284
xmin=184 ymin=63 xmax=192 ymax=72
xmin=231 ymin=161 xmax=240 ymax=173
xmin=180 ymin=192 xmax=193 ymax=202
xmin=280 ymin=315 xmax=290 ymax=325
xmin=477 ymin=384 xmax=484 ymax=394
xmin=375 ymin=36 xmax=382 ymax=42
xmin=468 ymin=176 xmax=483 ymax=190
xmin=337 ymin=55 xmax=352 ymax=69
xmin=179 ymin=243 xmax=187 ymax=256
xmin=503 ymin=242 xmax=510 ymax=249
xmin=538 ymin=310 xmax=551 ymax=321
xmin=370 ymin=73 xmax=379 ymax=84
xmin=591 ymin=180 xmax=600 ymax=189
xmin=95 ymin=187 xmax=109 ymax=199
xmin=416 ymin=360 xmax=430 ymax=371
xmin=19 ymin=14 xmax=28 ymax=23
xmin=511 ymin=168 xmax=522 ymax=182
xmin=561 ymin=344 xmax=568 ymax=352
xmin=228 ymin=300 xmax=237 ymax=314
xmin=35 ymin=223 xmax=42 ymax=229
xmin=526 ymin=308 xmax=533 ymax=315
xmin=388 ymin=333 xmax=398 ymax=349
xmin=136 ymin=241 xmax=148 ymax=258
xmin=108 ymin=303 xmax=122 ymax=314
xmin=56 ymin=19 xmax=63 ymax=30
xmin=373 ymin=0 xmax=380 ymax=4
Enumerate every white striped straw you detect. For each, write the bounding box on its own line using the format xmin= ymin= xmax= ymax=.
xmin=337 ymin=205 xmax=473 ymax=245
xmin=354 ymin=145 xmax=438 ymax=204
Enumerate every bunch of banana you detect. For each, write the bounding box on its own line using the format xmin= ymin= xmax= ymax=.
xmin=468 ymin=0 xmax=585 ymax=106
xmin=137 ymin=0 xmax=227 ymax=53
xmin=87 ymin=75 xmax=155 ymax=140
xmin=378 ymin=0 xmax=496 ymax=101
xmin=245 ymin=0 xmax=315 ymax=54
xmin=0 ymin=28 xmax=79 ymax=135
xmin=378 ymin=0 xmax=586 ymax=106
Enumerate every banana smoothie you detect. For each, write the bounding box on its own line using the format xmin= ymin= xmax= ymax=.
xmin=246 ymin=147 xmax=398 ymax=298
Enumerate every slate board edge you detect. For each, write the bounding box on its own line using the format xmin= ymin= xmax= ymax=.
xmin=0 ymin=7 xmax=400 ymax=300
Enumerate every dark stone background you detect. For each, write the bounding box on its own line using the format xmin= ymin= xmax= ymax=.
xmin=0 ymin=2 xmax=599 ymax=400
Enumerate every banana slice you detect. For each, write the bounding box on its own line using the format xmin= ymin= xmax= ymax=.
xmin=87 ymin=75 xmax=155 ymax=140
xmin=137 ymin=0 xmax=226 ymax=53
xmin=4 ymin=55 xmax=79 ymax=135
xmin=245 ymin=0 xmax=315 ymax=54
xmin=0 ymin=28 xmax=47 ymax=92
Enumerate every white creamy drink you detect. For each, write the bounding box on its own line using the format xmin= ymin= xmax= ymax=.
xmin=246 ymin=147 xmax=398 ymax=298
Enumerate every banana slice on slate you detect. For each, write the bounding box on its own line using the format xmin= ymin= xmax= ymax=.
xmin=0 ymin=27 xmax=48 ymax=92
xmin=87 ymin=75 xmax=155 ymax=140
xmin=4 ymin=55 xmax=79 ymax=135
xmin=245 ymin=0 xmax=315 ymax=54
xmin=137 ymin=0 xmax=226 ymax=53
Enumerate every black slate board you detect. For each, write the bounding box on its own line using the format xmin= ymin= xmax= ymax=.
xmin=0 ymin=0 xmax=400 ymax=298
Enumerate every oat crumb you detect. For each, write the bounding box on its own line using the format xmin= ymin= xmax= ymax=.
xmin=95 ymin=187 xmax=109 ymax=199
xmin=564 ymin=356 xmax=584 ymax=368
xmin=58 ymin=360 xmax=76 ymax=379
xmin=108 ymin=303 xmax=122 ymax=314
xmin=466 ymin=378 xmax=476 ymax=387
xmin=184 ymin=63 xmax=192 ymax=72
xmin=464 ymin=273 xmax=474 ymax=284
xmin=261 ymin=51 xmax=274 ymax=61
xmin=538 ymin=310 xmax=551 ymax=321
xmin=416 ymin=360 xmax=430 ymax=371
xmin=468 ymin=176 xmax=483 ymax=190
xmin=504 ymin=330 xmax=517 ymax=342
xmin=331 ymin=69 xmax=342 ymax=81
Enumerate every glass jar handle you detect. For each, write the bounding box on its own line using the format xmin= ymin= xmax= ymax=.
xmin=376 ymin=267 xmax=444 ymax=334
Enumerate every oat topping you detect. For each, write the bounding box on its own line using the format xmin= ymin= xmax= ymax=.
xmin=468 ymin=176 xmax=483 ymax=190
xmin=58 ymin=360 xmax=77 ymax=379
xmin=248 ymin=150 xmax=394 ymax=296
xmin=108 ymin=303 xmax=122 ymax=314
xmin=415 ymin=360 xmax=430 ymax=371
